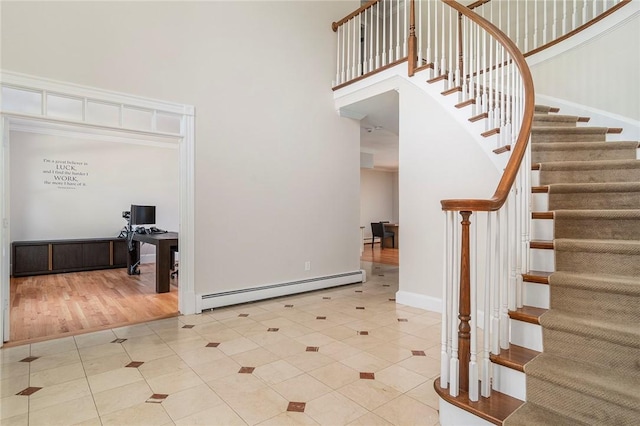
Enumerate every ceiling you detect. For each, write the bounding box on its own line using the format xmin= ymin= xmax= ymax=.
xmin=340 ymin=90 xmax=400 ymax=171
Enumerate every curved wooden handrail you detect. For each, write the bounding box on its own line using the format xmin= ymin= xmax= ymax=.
xmin=332 ymin=0 xmax=380 ymax=32
xmin=440 ymin=0 xmax=535 ymax=212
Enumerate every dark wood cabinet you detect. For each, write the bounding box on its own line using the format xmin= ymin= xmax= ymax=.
xmin=11 ymin=237 xmax=128 ymax=277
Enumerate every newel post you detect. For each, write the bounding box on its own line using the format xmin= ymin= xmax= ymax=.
xmin=408 ymin=0 xmax=417 ymax=77
xmin=458 ymin=211 xmax=472 ymax=392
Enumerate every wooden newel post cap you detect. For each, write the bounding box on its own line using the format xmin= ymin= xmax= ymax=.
xmin=331 ymin=22 xmax=339 ymax=32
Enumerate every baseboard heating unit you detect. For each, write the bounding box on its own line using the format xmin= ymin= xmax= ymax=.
xmin=197 ymin=270 xmax=365 ymax=312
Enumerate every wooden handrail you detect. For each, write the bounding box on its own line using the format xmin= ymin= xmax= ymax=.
xmin=332 ymin=0 xmax=380 ymax=32
xmin=440 ymin=0 xmax=535 ymax=212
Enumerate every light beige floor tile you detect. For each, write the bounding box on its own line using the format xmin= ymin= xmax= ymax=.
xmin=347 ymin=412 xmax=394 ymax=425
xmin=365 ymin=344 xmax=413 ymax=363
xmin=154 ymin=327 xmax=199 ymax=343
xmin=258 ymin=411 xmax=319 ymax=425
xmin=190 ymin=320 xmax=228 ymax=335
xmin=78 ymin=342 xmax=126 ymax=363
xmin=100 ymin=401 xmax=173 ymax=426
xmin=72 ymin=417 xmax=102 ymax=426
xmin=207 ymin=370 xmax=267 ymax=398
xmin=29 ymin=349 xmax=81 ymax=372
xmin=397 ymin=353 xmax=441 ymax=379
xmin=263 ymin=337 xmax=308 ymax=358
xmin=30 ymin=337 xmax=77 ymax=356
xmin=406 ymin=378 xmax=440 ymax=410
xmin=162 ymin=383 xmax=224 ymax=421
xmin=174 ymin=404 xmax=247 ymax=426
xmin=146 ymin=368 xmax=205 ymax=394
xmin=179 ymin=313 xmax=219 ymax=326
xmin=0 ymin=374 xmax=29 ymax=396
xmin=0 ymin=395 xmax=29 ymax=420
xmin=375 ymin=364 xmax=427 ymax=393
xmin=30 ymin=361 xmax=85 ymax=387
xmin=92 ymin=379 xmax=152 ymax=416
xmin=29 ymin=377 xmax=91 ymax=412
xmin=253 ymin=359 xmax=304 ymax=385
xmin=295 ymin=332 xmax=339 ymax=348
xmin=0 ymin=361 xmax=29 ymax=380
xmin=120 ymin=334 xmax=166 ymax=350
xmin=278 ymin=324 xmax=317 ymax=339
xmin=125 ymin=342 xmax=176 ymax=362
xmin=111 ymin=323 xmax=156 ymax=338
xmin=146 ymin=316 xmax=182 ymax=331
xmin=190 ymin=356 xmax=241 ymax=382
xmin=0 ymin=413 xmax=28 ymax=426
xmin=74 ymin=330 xmax=117 ymax=348
xmin=392 ymin=334 xmax=438 ymax=351
xmin=81 ymin=352 xmax=132 ymax=376
xmin=218 ymin=336 xmax=260 ymax=356
xmin=247 ymin=329 xmax=293 ymax=346
xmin=87 ymin=366 xmax=143 ymax=394
xmin=0 ymin=346 xmax=30 ymax=364
xmin=340 ymin=352 xmax=391 ymax=373
xmin=340 ymin=335 xmax=387 ymax=351
xmin=197 ymin=327 xmax=243 ymax=343
xmin=338 ymin=377 xmax=402 ymax=411
xmin=231 ymin=347 xmax=281 ymax=368
xmin=166 ymin=336 xmax=211 ymax=355
xmin=373 ymin=394 xmax=439 ymax=426
xmin=222 ymin=387 xmax=289 ymax=425
xmin=271 ymin=373 xmax=332 ymax=402
xmin=177 ymin=344 xmax=227 ymax=367
xmin=319 ymin=325 xmax=362 ymax=341
xmin=137 ymin=354 xmax=191 ymax=380
xmin=28 ymin=395 xmax=98 ymax=426
xmin=318 ymin=341 xmax=362 ymax=361
xmin=205 ymin=308 xmax=243 ymax=321
xmin=304 ymin=391 xmax=368 ymax=425
xmin=308 ymin=362 xmax=360 ymax=389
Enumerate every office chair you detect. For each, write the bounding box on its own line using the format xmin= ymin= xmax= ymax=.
xmin=170 ymin=245 xmax=179 ymax=279
xmin=371 ymin=222 xmax=395 ymax=250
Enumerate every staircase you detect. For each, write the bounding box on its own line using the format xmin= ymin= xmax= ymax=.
xmin=500 ymin=107 xmax=640 ymax=424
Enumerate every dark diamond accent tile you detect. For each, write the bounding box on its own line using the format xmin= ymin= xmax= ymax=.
xmin=267 ymin=328 xmax=279 ymax=332
xmin=360 ymin=372 xmax=375 ymax=380
xmin=19 ymin=356 xmax=39 ymax=363
xmin=398 ymin=318 xmax=408 ymax=322
xmin=285 ymin=304 xmax=294 ymax=308
xmin=323 ymin=297 xmax=331 ymax=300
xmin=382 ymin=284 xmax=390 ymax=287
xmin=182 ymin=324 xmax=195 ymax=329
xmin=374 ymin=266 xmax=380 ymax=269
xmin=238 ymin=314 xmax=249 ymax=317
xmin=206 ymin=342 xmax=220 ymax=348
xmin=355 ymin=290 xmax=363 ymax=293
xmin=126 ymin=361 xmax=144 ymax=368
xmin=111 ymin=338 xmax=127 ymax=344
xmin=412 ymin=350 xmax=426 ymax=356
xmin=378 ymin=274 xmax=385 ymax=277
xmin=389 ymin=298 xmax=396 ymax=302
xmin=356 ymin=307 xmax=365 ymax=310
xmin=357 ymin=331 xmax=369 ymax=336
xmin=146 ymin=393 xmax=169 ymax=403
xmin=16 ymin=387 xmax=42 ymax=396
xmin=287 ymin=402 xmax=306 ymax=412
xmin=306 ymin=346 xmax=319 ymax=352
xmin=238 ymin=367 xmax=255 ymax=374
xmin=316 ymin=316 xmax=326 ymax=320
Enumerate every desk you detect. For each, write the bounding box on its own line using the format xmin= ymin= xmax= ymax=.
xmin=383 ymin=224 xmax=399 ymax=248
xmin=129 ymin=232 xmax=178 ymax=293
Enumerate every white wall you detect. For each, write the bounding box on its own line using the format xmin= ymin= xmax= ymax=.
xmin=1 ymin=1 xmax=361 ymax=297
xmin=9 ymin=131 xmax=178 ymax=260
xmin=398 ymin=82 xmax=499 ymax=310
xmin=360 ymin=168 xmax=398 ymax=239
xmin=530 ymin=11 xmax=640 ymax=121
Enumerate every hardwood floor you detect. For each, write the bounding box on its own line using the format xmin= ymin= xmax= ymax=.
xmin=8 ymin=264 xmax=178 ymax=345
xmin=360 ymin=243 xmax=399 ymax=266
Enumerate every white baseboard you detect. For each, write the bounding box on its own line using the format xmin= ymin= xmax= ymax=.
xmin=395 ymin=290 xmax=442 ymax=313
xmin=439 ymin=398 xmax=494 ymax=426
xmin=198 ymin=270 xmax=364 ymax=312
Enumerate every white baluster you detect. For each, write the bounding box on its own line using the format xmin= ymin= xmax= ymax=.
xmin=573 ymin=0 xmax=578 ymax=31
xmin=403 ymin=0 xmax=407 ymax=58
xmin=500 ymin=199 xmax=509 ymax=350
xmin=441 ymin=211 xmax=453 ymax=388
xmin=449 ymin=211 xmax=460 ymax=397
xmin=358 ymin=13 xmax=362 ymax=76
xmin=418 ymin=0 xmax=424 ymax=69
xmin=376 ymin=2 xmax=381 ymax=69
xmin=543 ymin=0 xmax=548 ymax=46
xmin=563 ymin=0 xmax=568 ymax=34
xmin=469 ymin=215 xmax=478 ymax=402
xmin=492 ymin=209 xmax=501 ymax=356
xmin=482 ymin=212 xmax=493 ymax=398
xmin=509 ymin=189 xmax=517 ymax=313
xmin=336 ymin=25 xmax=342 ymax=85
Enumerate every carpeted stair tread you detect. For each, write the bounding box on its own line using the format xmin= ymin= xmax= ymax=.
xmin=539 ymin=309 xmax=640 ymax=349
xmin=539 ymin=159 xmax=640 ymax=171
xmin=548 ymin=182 xmax=640 ymax=210
xmin=538 ymin=159 xmax=640 ymax=184
xmin=531 ymin=127 xmax=608 ymax=143
xmin=554 ymin=238 xmax=640 ymax=255
xmin=504 ymin=401 xmax=589 ymax=426
xmin=532 ymin=141 xmax=639 ymax=162
xmin=533 ymin=114 xmax=579 ymax=127
xmin=523 ymin=353 xmax=640 ymax=412
xmin=534 ymin=105 xmax=557 ymax=114
xmin=549 ymin=271 xmax=640 ymax=296
xmin=548 ymin=181 xmax=640 ymax=194
xmin=554 ymin=209 xmax=640 ymax=239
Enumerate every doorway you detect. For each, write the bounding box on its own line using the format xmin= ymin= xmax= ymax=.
xmin=0 ymin=71 xmax=196 ymax=347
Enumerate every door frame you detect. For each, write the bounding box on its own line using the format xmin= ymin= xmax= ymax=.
xmin=0 ymin=71 xmax=197 ymax=346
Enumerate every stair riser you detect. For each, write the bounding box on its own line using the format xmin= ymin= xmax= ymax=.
xmin=509 ymin=320 xmax=543 ymax=352
xmin=526 ymin=376 xmax=639 ymax=425
xmin=492 ymin=363 xmax=526 ymax=401
xmin=543 ymin=328 xmax=640 ymax=372
xmin=531 ymin=132 xmax=606 ymax=143
xmin=529 ymin=248 xmax=554 ymax=272
xmin=531 ymin=120 xmax=577 ymax=128
xmin=555 ymin=249 xmax=640 ymax=277
xmin=533 ymin=148 xmax=636 ymax=163
xmin=549 ymin=192 xmax=640 ymax=210
xmin=531 ymin=219 xmax=553 ymax=241
xmin=540 ymin=168 xmax=640 ymax=185
xmin=550 ymin=285 xmax=639 ymax=322
xmin=523 ymin=282 xmax=549 ymax=309
xmin=555 ymin=217 xmax=640 ymax=240
xmin=531 ymin=193 xmax=548 ymax=212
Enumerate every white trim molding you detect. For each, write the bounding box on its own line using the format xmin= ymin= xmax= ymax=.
xmin=395 ymin=290 xmax=442 ymax=313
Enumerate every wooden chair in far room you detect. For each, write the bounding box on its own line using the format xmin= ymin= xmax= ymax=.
xmin=370 ymin=222 xmax=395 ymax=251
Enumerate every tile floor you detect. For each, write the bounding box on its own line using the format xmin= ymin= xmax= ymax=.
xmin=0 ymin=262 xmax=441 ymax=425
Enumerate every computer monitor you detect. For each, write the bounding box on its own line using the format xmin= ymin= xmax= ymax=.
xmin=130 ymin=205 xmax=156 ymax=226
